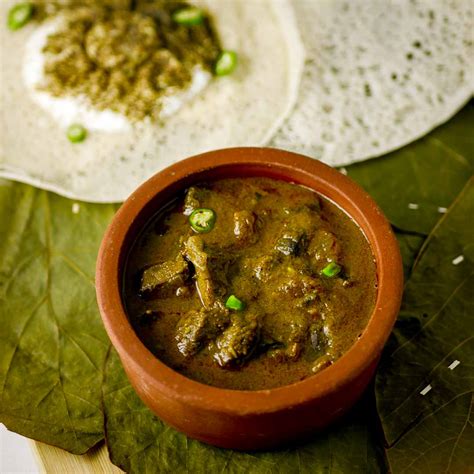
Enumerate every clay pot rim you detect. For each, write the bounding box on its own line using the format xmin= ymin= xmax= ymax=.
xmin=96 ymin=147 xmax=403 ymax=416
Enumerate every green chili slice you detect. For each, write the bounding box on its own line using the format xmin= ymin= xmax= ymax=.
xmin=225 ymin=295 xmax=245 ymax=311
xmin=189 ymin=208 xmax=216 ymax=233
xmin=7 ymin=2 xmax=34 ymax=31
xmin=321 ymin=262 xmax=342 ymax=278
xmin=172 ymin=7 xmax=204 ymax=26
xmin=214 ymin=50 xmax=238 ymax=76
xmin=67 ymin=124 xmax=87 ymax=143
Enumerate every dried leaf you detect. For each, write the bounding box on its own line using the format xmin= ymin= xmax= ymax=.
xmin=376 ymin=178 xmax=474 ymax=473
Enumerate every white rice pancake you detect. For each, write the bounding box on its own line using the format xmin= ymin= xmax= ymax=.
xmin=0 ymin=0 xmax=304 ymax=202
xmin=271 ymin=0 xmax=473 ymax=165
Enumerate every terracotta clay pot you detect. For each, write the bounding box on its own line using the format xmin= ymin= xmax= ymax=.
xmin=96 ymin=147 xmax=403 ymax=450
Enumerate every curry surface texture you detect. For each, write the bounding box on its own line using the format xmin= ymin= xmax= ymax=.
xmin=124 ymin=178 xmax=377 ymax=390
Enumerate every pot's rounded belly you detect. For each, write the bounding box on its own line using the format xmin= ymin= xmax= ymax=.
xmin=120 ymin=351 xmax=380 ymax=450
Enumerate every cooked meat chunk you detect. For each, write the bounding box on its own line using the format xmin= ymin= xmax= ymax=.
xmin=175 ymin=310 xmax=206 ymax=357
xmin=183 ymin=236 xmax=215 ymax=309
xmin=275 ymin=229 xmax=306 ymax=256
xmin=140 ymin=256 xmax=188 ymax=293
xmin=285 ymin=316 xmax=309 ymax=359
xmin=183 ymin=186 xmax=206 ymax=216
xmin=308 ymin=229 xmax=341 ymax=265
xmin=309 ymin=319 xmax=328 ymax=352
xmin=287 ymin=205 xmax=322 ymax=233
xmin=268 ymin=312 xmax=308 ymax=361
xmin=175 ymin=307 xmax=229 ymax=357
xmin=241 ymin=255 xmax=276 ymax=283
xmin=233 ymin=210 xmax=257 ymax=245
xmin=274 ymin=206 xmax=323 ymax=256
xmin=275 ymin=272 xmax=321 ymax=298
xmin=213 ymin=313 xmax=259 ymax=367
xmin=175 ymin=286 xmax=191 ymax=297
xmin=311 ymin=355 xmax=333 ymax=373
xmin=183 ymin=235 xmax=231 ymax=308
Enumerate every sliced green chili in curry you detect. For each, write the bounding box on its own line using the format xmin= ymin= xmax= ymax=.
xmin=189 ymin=208 xmax=216 ymax=233
xmin=322 ymin=261 xmax=342 ymax=278
xmin=225 ymin=295 xmax=245 ymax=311
xmin=124 ymin=178 xmax=377 ymax=390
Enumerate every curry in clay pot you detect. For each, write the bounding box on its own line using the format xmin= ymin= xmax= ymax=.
xmin=124 ymin=177 xmax=377 ymax=390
